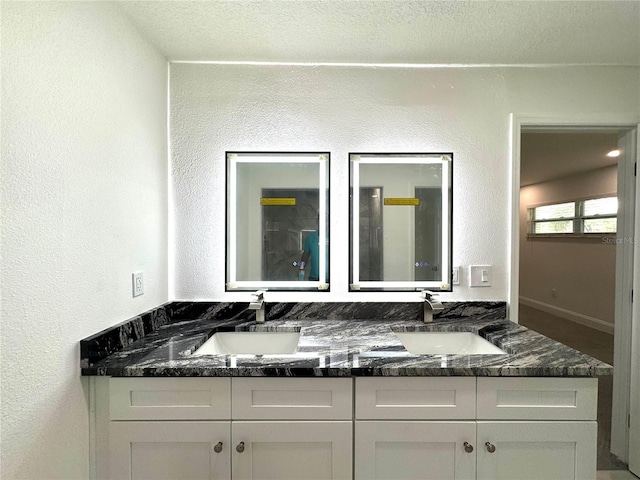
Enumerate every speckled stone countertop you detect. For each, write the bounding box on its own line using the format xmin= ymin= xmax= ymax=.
xmin=81 ymin=302 xmax=611 ymax=377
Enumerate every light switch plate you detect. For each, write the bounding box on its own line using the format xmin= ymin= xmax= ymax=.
xmin=469 ymin=265 xmax=492 ymax=287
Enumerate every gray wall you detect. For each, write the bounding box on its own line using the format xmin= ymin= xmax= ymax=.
xmin=519 ymin=166 xmax=617 ymax=331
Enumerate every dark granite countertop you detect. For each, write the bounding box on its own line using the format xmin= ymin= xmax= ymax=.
xmin=81 ymin=302 xmax=612 ymax=377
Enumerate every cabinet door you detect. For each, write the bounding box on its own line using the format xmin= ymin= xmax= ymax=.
xmin=476 ymin=421 xmax=596 ymax=480
xmin=355 ymin=421 xmax=476 ymax=480
xmin=232 ymin=421 xmax=352 ymax=480
xmin=109 ymin=421 xmax=230 ymax=480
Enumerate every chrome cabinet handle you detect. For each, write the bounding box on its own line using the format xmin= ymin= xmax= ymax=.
xmin=213 ymin=442 xmax=223 ymax=453
xmin=236 ymin=442 xmax=245 ymax=453
xmin=485 ymin=442 xmax=496 ymax=453
xmin=463 ymin=442 xmax=474 ymax=453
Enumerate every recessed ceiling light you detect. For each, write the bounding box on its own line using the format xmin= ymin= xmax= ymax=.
xmin=606 ymin=149 xmax=621 ymax=158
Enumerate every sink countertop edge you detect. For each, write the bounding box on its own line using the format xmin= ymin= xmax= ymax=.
xmin=81 ymin=317 xmax=613 ymax=378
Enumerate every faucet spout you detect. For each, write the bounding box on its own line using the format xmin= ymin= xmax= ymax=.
xmin=248 ymin=290 xmax=266 ymax=323
xmin=421 ymin=291 xmax=444 ymax=323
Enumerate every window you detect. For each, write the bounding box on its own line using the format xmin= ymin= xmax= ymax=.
xmin=527 ymin=196 xmax=618 ymax=236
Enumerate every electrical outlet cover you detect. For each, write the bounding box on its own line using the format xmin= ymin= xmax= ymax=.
xmin=452 ymin=267 xmax=460 ymax=285
xmin=132 ymin=272 xmax=144 ymax=297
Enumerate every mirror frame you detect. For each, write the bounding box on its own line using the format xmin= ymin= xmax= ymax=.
xmin=225 ymin=151 xmax=330 ymax=292
xmin=349 ymin=152 xmax=453 ymax=292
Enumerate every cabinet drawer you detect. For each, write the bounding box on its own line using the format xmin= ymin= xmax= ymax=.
xmin=232 ymin=378 xmax=353 ymax=420
xmin=355 ymin=377 xmax=476 ymax=420
xmin=477 ymin=377 xmax=597 ymax=420
xmin=110 ymin=378 xmax=231 ymax=420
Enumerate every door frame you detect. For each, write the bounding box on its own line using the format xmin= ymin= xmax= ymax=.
xmin=628 ymin=130 xmax=640 ymax=476
xmin=508 ymin=113 xmax=640 ymax=466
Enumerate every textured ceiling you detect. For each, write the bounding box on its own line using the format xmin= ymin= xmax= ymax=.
xmin=118 ymin=1 xmax=640 ymax=64
xmin=521 ymin=132 xmax=620 ymax=187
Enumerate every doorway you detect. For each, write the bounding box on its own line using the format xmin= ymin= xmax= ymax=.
xmin=518 ymin=130 xmax=622 ymax=470
xmin=510 ymin=118 xmax=639 ymax=476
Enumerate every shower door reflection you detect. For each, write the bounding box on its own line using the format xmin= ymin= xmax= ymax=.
xmin=262 ymin=188 xmax=318 ymax=281
xmin=359 ymin=187 xmax=383 ymax=281
xmin=226 ymin=152 xmax=329 ymax=291
xmin=349 ymin=153 xmax=452 ymax=291
xmin=414 ymin=187 xmax=442 ymax=281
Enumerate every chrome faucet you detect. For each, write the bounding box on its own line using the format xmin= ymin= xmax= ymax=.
xmin=421 ymin=291 xmax=444 ymax=323
xmin=249 ymin=290 xmax=266 ymax=323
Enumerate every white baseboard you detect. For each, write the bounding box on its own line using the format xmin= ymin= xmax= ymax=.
xmin=519 ymin=296 xmax=614 ymax=335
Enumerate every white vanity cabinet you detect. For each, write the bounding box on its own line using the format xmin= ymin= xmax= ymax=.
xmin=354 ymin=377 xmax=598 ymax=480
xmin=229 ymin=378 xmax=353 ymax=480
xmin=93 ymin=376 xmax=598 ymax=480
xmin=475 ymin=421 xmax=596 ymax=480
xmin=103 ymin=378 xmax=232 ymax=480
xmin=231 ymin=420 xmax=352 ymax=480
xmin=355 ymin=420 xmax=477 ymax=479
xmin=355 ymin=377 xmax=478 ymax=480
xmin=95 ymin=377 xmax=352 ymax=480
xmin=475 ymin=377 xmax=597 ymax=480
xmin=109 ymin=421 xmax=231 ymax=480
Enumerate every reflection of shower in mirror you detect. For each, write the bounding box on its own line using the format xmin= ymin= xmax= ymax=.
xmin=349 ymin=153 xmax=452 ymax=292
xmin=226 ymin=152 xmax=329 ymax=291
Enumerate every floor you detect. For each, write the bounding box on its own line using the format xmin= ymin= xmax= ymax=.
xmin=597 ymin=471 xmax=639 ymax=480
xmin=518 ymin=304 xmax=635 ymax=476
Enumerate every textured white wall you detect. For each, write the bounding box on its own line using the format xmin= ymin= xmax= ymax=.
xmin=171 ymin=64 xmax=639 ymax=303
xmin=520 ymin=166 xmax=618 ymax=326
xmin=1 ymin=2 xmax=168 ymax=479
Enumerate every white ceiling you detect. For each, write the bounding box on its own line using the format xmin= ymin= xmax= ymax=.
xmin=118 ymin=1 xmax=640 ymax=65
xmin=117 ymin=2 xmax=632 ymax=185
xmin=520 ymin=132 xmax=620 ymax=186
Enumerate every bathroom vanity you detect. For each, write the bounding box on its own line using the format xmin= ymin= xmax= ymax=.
xmin=82 ymin=302 xmax=611 ymax=480
xmin=95 ymin=376 xmax=597 ymax=480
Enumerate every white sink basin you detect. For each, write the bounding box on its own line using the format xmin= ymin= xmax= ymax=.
xmin=395 ymin=331 xmax=506 ymax=355
xmin=192 ymin=331 xmax=301 ymax=356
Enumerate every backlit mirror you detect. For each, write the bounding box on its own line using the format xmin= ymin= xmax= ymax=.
xmin=349 ymin=153 xmax=452 ymax=291
xmin=226 ymin=152 xmax=329 ymax=291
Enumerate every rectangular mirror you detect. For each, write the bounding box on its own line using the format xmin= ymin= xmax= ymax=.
xmin=226 ymin=152 xmax=329 ymax=291
xmin=349 ymin=153 xmax=452 ymax=291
